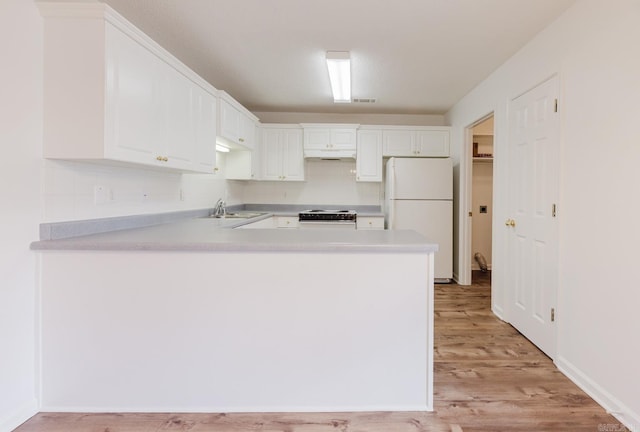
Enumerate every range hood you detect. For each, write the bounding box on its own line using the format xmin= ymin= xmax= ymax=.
xmin=303 ymin=149 xmax=356 ymax=160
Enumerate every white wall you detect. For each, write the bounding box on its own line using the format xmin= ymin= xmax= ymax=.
xmin=445 ymin=0 xmax=640 ymax=428
xmin=0 ymin=2 xmax=227 ymax=429
xmin=471 ymin=159 xmax=493 ymax=270
xmin=241 ymin=160 xmax=381 ymax=206
xmin=43 ymin=160 xmax=227 ymax=223
xmin=0 ymin=0 xmax=42 ymax=430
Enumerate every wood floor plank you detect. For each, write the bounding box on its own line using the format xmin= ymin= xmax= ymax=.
xmin=14 ymin=271 xmax=626 ymax=431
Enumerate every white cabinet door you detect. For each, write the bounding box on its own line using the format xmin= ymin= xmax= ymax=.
xmin=303 ymin=126 xmax=356 ymax=157
xmin=234 ymin=217 xmax=275 ymax=229
xmin=239 ymin=115 xmax=256 ymax=150
xmin=415 ymin=130 xmax=449 ymax=157
xmin=356 ymin=129 xmax=382 ymax=182
xmin=42 ymin=8 xmax=218 ymax=173
xmin=226 ymin=150 xmax=254 ymax=180
xmin=356 ymin=216 xmax=385 ymax=230
xmin=275 ymin=216 xmax=299 ymax=228
xmin=383 ymin=128 xmax=451 ymax=157
xmin=193 ymin=85 xmax=217 ymax=172
xmin=162 ymin=66 xmax=196 ymax=170
xmin=219 ymin=99 xmax=241 ymax=144
xmin=105 ymin=24 xmax=159 ymax=165
xmin=382 ymin=130 xmax=415 ymax=156
xmin=219 ymin=97 xmax=255 ymax=149
xmin=282 ymin=129 xmax=305 ymax=181
xmin=304 ymin=129 xmax=332 ymax=150
xmin=261 ymin=128 xmax=304 ymax=181
xmin=261 ymin=129 xmax=283 ymax=181
xmin=331 ymin=129 xmax=357 ymax=150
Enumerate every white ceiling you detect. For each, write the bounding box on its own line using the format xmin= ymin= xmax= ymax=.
xmin=100 ymin=0 xmax=575 ymax=115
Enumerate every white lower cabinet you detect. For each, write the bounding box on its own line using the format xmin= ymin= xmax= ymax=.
xmin=40 ymin=3 xmax=217 ymax=173
xmin=235 ymin=217 xmax=276 ymax=229
xmin=356 ymin=216 xmax=385 ymax=230
xmin=234 ymin=216 xmax=299 ymax=229
xmin=275 ymin=216 xmax=299 ymax=228
xmin=261 ymin=126 xmax=305 ymax=181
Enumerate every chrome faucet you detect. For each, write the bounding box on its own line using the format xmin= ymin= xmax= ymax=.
xmin=213 ymin=198 xmax=226 ymax=218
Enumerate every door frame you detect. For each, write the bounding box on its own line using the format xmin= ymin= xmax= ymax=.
xmin=459 ymin=112 xmax=495 ymax=286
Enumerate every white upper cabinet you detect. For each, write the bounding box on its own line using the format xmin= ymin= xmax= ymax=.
xmin=39 ymin=3 xmax=217 ymax=173
xmin=193 ymin=85 xmax=217 ymax=172
xmin=382 ymin=127 xmax=450 ymax=157
xmin=261 ymin=126 xmax=305 ymax=181
xmin=217 ymin=92 xmax=258 ymax=150
xmin=356 ymin=129 xmax=383 ymax=182
xmin=415 ymin=130 xmax=450 ymax=157
xmin=302 ymin=124 xmax=357 ymax=158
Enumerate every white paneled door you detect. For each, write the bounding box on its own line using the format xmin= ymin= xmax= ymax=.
xmin=506 ymin=76 xmax=560 ymax=358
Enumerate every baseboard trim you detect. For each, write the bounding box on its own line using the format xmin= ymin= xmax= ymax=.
xmin=39 ymin=404 xmax=432 ymax=413
xmin=556 ymin=356 xmax=639 ymax=431
xmin=0 ymin=398 xmax=38 ymax=432
xmin=491 ymin=305 xmax=506 ymax=322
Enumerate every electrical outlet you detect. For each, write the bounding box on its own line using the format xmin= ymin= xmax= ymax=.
xmin=94 ymin=185 xmax=111 ymax=205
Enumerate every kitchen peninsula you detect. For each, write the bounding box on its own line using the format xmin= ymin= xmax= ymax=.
xmin=31 ymin=213 xmax=437 ymax=413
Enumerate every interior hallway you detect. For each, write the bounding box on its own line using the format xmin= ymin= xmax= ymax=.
xmin=15 ymin=273 xmax=622 ymax=431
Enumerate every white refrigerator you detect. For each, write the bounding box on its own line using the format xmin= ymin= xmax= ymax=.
xmin=385 ymin=157 xmax=453 ymax=282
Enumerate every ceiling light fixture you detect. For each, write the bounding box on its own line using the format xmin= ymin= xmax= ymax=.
xmin=326 ymin=51 xmax=351 ymax=103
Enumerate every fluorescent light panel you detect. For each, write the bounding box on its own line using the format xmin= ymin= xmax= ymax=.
xmin=326 ymin=51 xmax=351 ymax=103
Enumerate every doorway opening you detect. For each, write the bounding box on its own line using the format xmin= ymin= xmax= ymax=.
xmin=470 ymin=116 xmax=494 ymax=284
xmin=461 ymin=114 xmax=495 ymax=286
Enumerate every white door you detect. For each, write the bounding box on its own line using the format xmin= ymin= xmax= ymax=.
xmin=506 ymin=76 xmax=560 ymax=358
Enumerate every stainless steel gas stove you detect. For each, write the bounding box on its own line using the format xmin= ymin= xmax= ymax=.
xmin=298 ymin=209 xmax=357 ymax=229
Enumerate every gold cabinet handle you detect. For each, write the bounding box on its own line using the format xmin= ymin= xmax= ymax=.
xmin=156 ymin=156 xmax=163 ymax=161
xmin=505 ymin=219 xmax=516 ymax=227
xmin=239 ymin=138 xmax=245 ymax=143
xmin=163 ymin=157 xmax=168 ymax=162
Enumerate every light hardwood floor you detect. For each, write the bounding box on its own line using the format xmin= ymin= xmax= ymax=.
xmin=15 ymin=272 xmax=624 ymax=431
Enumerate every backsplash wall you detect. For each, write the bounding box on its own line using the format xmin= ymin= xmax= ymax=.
xmin=239 ymin=160 xmax=382 ymax=206
xmin=43 ymin=158 xmax=230 ymax=223
xmin=42 ymin=155 xmax=383 ymax=223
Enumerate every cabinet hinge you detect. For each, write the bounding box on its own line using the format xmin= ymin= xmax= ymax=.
xmin=551 ymin=308 xmax=556 ymax=322
xmin=552 ymin=203 xmax=557 ymax=218
xmin=554 ymin=99 xmax=558 ymax=113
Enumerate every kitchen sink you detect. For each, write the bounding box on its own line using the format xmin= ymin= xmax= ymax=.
xmin=210 ymin=212 xmax=268 ymax=219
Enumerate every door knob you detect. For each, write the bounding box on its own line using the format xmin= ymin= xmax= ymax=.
xmin=505 ymin=219 xmax=516 ymax=227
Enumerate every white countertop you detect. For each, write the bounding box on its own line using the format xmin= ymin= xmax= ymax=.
xmin=31 ymin=217 xmax=437 ymax=254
